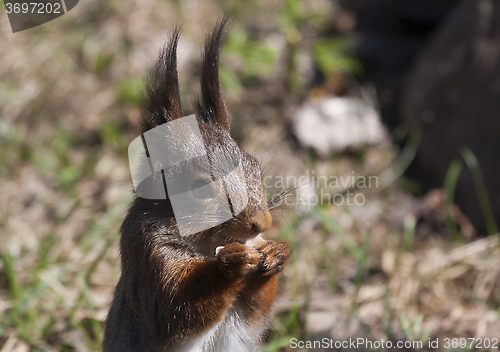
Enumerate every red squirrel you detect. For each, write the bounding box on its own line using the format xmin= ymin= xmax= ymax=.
xmin=103 ymin=19 xmax=291 ymax=352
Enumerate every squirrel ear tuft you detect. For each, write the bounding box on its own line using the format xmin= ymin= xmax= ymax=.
xmin=199 ymin=17 xmax=231 ymax=132
xmin=141 ymin=28 xmax=184 ymax=133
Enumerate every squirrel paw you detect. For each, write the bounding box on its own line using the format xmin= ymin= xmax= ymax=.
xmin=255 ymin=240 xmax=291 ymax=277
xmin=216 ymin=242 xmax=263 ymax=279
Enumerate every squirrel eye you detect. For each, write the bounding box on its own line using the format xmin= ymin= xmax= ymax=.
xmin=190 ymin=179 xmax=215 ymax=200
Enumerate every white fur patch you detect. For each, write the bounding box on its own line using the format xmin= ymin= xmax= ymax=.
xmin=170 ymin=307 xmax=261 ymax=352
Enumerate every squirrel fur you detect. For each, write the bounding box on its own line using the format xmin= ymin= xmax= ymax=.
xmin=103 ymin=18 xmax=291 ymax=352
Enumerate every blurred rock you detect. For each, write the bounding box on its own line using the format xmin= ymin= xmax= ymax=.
xmin=293 ymin=96 xmax=388 ymax=156
xmin=401 ymin=0 xmax=500 ymax=234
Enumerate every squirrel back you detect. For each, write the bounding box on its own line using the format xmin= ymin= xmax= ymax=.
xmin=103 ymin=19 xmax=291 ymax=352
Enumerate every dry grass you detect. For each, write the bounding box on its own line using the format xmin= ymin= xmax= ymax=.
xmin=1 ymin=0 xmax=499 ymax=351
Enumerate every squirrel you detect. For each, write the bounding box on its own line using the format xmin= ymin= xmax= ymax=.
xmin=103 ymin=19 xmax=291 ymax=352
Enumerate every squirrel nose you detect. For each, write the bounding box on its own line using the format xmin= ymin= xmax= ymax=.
xmin=248 ymin=210 xmax=272 ymax=233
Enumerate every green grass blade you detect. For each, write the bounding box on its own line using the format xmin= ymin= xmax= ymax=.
xmin=315 ymin=207 xmax=363 ymax=262
xmin=461 ymin=147 xmax=499 ymax=235
xmin=403 ymin=216 xmax=416 ymax=251
xmin=0 ymin=251 xmax=23 ymax=301
xmin=379 ymin=127 xmax=422 ymax=189
xmin=5 ymin=264 xmax=66 ymax=326
xmin=443 ymin=158 xmax=464 ymax=242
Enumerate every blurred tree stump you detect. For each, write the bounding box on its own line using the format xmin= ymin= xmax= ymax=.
xmin=401 ymin=0 xmax=500 ymax=234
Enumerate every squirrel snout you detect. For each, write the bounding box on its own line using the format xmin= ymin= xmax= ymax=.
xmin=247 ymin=210 xmax=272 ymax=234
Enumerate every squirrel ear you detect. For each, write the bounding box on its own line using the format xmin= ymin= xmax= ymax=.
xmin=200 ymin=17 xmax=231 ymax=132
xmin=141 ymin=29 xmax=184 ymax=133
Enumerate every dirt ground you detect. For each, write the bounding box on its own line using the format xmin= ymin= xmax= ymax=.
xmin=1 ymin=0 xmax=499 ymax=351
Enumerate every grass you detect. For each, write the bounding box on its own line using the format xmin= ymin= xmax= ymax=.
xmin=1 ymin=0 xmax=500 ymax=351
xmin=444 ymin=159 xmax=464 ymax=243
xmin=461 ymin=148 xmax=499 ymax=236
xmin=0 ymin=191 xmax=127 ymax=350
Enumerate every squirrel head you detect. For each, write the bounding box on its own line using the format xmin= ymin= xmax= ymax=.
xmin=135 ymin=19 xmax=272 ymax=252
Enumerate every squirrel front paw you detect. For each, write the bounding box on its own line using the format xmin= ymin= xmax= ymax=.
xmin=216 ymin=241 xmax=291 ymax=279
xmin=216 ymin=242 xmax=263 ymax=279
xmin=254 ymin=240 xmax=291 ymax=277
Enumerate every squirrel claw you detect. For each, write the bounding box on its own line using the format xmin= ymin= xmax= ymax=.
xmin=255 ymin=241 xmax=291 ymax=277
xmin=216 ymin=240 xmax=290 ymax=279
